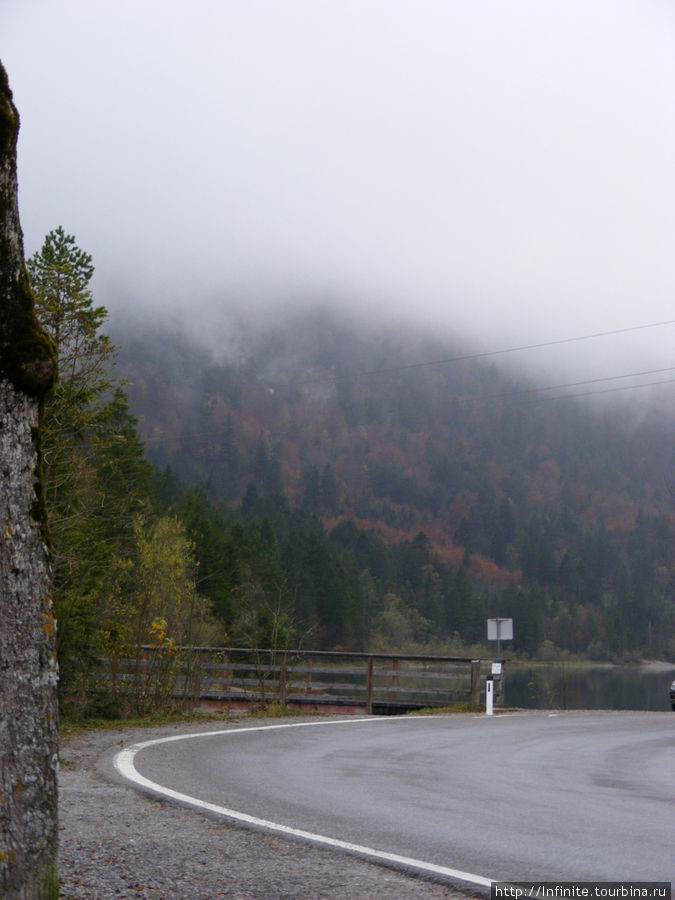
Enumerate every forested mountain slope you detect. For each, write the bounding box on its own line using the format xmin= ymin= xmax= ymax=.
xmin=111 ymin=306 xmax=674 ymax=660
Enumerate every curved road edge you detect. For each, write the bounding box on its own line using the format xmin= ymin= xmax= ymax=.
xmin=112 ymin=717 xmax=495 ymax=891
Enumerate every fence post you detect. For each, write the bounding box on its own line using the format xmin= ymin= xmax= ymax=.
xmin=111 ymin=650 xmax=118 ymax=700
xmin=192 ymin=650 xmax=201 ymax=708
xmin=470 ymin=660 xmax=480 ymax=708
xmin=497 ymin=661 xmax=506 ymax=707
xmin=222 ymin=650 xmax=229 ymax=706
xmin=366 ymin=656 xmax=374 ymax=715
xmin=139 ymin=646 xmax=148 ymax=707
xmin=279 ymin=651 xmax=287 ymax=708
xmin=391 ymin=657 xmax=398 ymax=699
xmin=305 ymin=656 xmax=312 ymax=695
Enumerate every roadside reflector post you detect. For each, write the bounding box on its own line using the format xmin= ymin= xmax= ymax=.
xmin=486 ymin=675 xmax=494 ymax=716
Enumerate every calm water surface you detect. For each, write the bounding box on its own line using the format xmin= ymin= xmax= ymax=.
xmin=503 ymin=663 xmax=675 ymax=711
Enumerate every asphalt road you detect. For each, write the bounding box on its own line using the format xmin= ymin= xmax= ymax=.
xmin=114 ymin=711 xmax=673 ymax=888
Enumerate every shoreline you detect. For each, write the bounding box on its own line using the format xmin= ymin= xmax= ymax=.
xmin=504 ymin=658 xmax=675 ymax=670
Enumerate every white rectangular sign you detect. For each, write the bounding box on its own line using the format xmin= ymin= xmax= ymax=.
xmin=487 ymin=618 xmax=513 ymax=641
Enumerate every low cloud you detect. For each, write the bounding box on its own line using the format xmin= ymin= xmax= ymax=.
xmin=4 ymin=0 xmax=674 ymax=385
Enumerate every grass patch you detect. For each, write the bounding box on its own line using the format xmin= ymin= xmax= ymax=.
xmin=411 ymin=702 xmax=481 ymax=715
xmin=248 ymin=702 xmax=329 ymax=719
xmin=59 ymin=707 xmax=232 ymax=736
xmin=60 ymin=702 xmax=331 ymax=735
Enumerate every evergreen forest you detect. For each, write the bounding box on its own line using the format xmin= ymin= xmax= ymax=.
xmin=29 ymin=229 xmax=675 ymax=714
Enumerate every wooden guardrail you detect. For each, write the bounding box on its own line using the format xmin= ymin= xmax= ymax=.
xmin=112 ymin=648 xmax=504 ymax=714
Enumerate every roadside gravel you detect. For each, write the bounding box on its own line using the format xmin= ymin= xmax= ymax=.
xmin=58 ymin=715 xmax=477 ymax=900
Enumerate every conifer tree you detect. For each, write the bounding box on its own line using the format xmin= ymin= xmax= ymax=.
xmin=27 ymin=228 xmax=151 ymax=697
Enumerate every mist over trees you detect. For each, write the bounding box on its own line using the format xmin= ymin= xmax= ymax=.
xmin=20 ymin=224 xmax=675 ymax=726
xmin=112 ymin=305 xmax=674 ymax=664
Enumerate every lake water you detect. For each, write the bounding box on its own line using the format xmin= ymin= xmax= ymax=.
xmin=503 ymin=663 xmax=675 ymax=711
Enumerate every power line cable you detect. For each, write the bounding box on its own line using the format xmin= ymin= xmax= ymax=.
xmin=485 ymin=366 xmax=675 ymax=401
xmin=283 ymin=319 xmax=675 ymax=387
xmin=153 ymin=368 xmax=674 ymax=443
xmin=529 ymin=377 xmax=675 ymax=404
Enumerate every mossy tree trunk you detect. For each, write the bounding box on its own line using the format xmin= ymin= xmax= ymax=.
xmin=0 ymin=62 xmax=59 ymax=899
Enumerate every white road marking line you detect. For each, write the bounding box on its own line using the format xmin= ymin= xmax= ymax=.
xmin=113 ymin=717 xmax=494 ymax=889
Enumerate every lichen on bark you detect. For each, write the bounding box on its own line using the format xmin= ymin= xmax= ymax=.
xmin=0 ymin=60 xmax=59 ymax=899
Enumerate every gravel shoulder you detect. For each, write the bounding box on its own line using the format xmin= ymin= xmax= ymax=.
xmin=58 ymin=714 xmax=476 ymax=899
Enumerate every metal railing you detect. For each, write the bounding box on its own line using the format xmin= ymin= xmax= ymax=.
xmin=111 ymin=647 xmax=504 ymax=714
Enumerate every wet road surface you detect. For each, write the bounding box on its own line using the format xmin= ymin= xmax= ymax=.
xmin=115 ymin=711 xmax=674 ymax=887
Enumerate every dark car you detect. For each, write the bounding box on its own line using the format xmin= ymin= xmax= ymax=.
xmin=670 ymin=680 xmax=675 ymax=711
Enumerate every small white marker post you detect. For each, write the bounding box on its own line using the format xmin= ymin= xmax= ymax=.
xmin=485 ymin=676 xmax=494 ymax=716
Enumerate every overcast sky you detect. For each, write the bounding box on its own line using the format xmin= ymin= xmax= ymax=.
xmin=3 ymin=0 xmax=674 ymax=384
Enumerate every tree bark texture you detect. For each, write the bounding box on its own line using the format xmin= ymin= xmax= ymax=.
xmin=0 ymin=62 xmax=59 ymax=899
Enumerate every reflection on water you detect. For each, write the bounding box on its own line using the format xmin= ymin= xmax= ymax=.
xmin=504 ymin=664 xmax=675 ymax=711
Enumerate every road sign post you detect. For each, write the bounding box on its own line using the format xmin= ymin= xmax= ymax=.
xmin=487 ymin=617 xmax=513 ymax=659
xmin=487 ymin=619 xmax=512 ymax=709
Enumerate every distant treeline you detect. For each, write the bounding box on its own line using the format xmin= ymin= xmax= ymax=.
xmin=114 ymin=306 xmax=674 ymax=665
xmin=25 ymin=228 xmax=675 ymax=720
